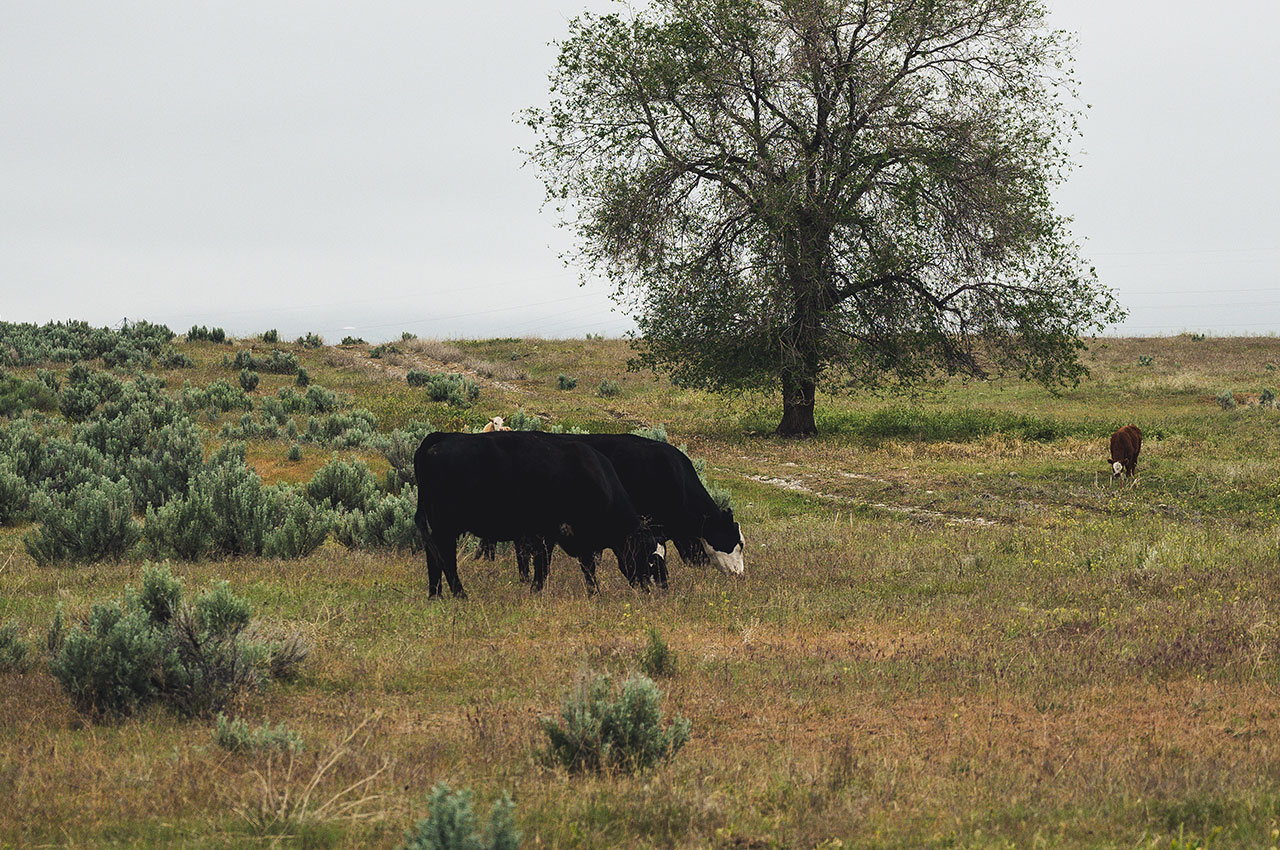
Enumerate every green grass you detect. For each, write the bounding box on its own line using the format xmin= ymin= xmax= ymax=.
xmin=4 ymin=333 xmax=1280 ymax=847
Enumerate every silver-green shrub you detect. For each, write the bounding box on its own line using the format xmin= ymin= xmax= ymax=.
xmin=333 ymin=487 xmax=420 ymax=551
xmin=214 ymin=713 xmax=303 ymax=754
xmin=262 ymin=485 xmax=332 ymax=559
xmin=400 ymin=784 xmax=520 ymax=850
xmin=0 ymin=460 xmax=29 ymax=525
xmin=306 ymin=456 xmax=379 ymax=513
xmin=0 ymin=622 xmax=32 ymax=674
xmin=540 ymin=673 xmax=690 ymax=774
xmin=24 ymin=476 xmax=141 ymax=564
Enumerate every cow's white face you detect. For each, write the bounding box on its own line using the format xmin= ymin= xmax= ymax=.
xmin=1112 ymin=460 xmax=1124 ymax=477
xmin=701 ymin=531 xmax=745 ymax=576
xmin=654 ymin=542 xmax=666 ymax=560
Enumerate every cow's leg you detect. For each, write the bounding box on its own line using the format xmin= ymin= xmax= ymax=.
xmin=530 ymin=538 xmax=553 ymax=592
xmin=577 ymin=551 xmax=600 ymax=595
xmin=654 ymin=543 xmax=670 ymax=590
xmin=435 ymin=533 xmax=466 ymax=599
xmin=425 ymin=532 xmax=449 ymax=599
xmin=515 ymin=538 xmax=532 ymax=583
xmin=474 ymin=538 xmax=496 ymax=561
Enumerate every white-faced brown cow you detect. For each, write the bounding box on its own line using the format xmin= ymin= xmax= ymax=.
xmin=1108 ymin=424 xmax=1142 ymax=480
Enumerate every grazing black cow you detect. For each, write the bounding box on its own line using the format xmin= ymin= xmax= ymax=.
xmin=413 ymin=431 xmax=665 ymax=598
xmin=1109 ymin=424 xmax=1142 ymax=479
xmin=481 ymin=433 xmax=744 ymax=587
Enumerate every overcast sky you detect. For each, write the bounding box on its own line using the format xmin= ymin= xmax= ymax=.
xmin=2 ymin=1 xmax=1277 ymax=341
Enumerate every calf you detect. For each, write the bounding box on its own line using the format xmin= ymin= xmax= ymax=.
xmin=413 ymin=431 xmax=664 ymax=598
xmin=1108 ymin=424 xmax=1142 ymax=479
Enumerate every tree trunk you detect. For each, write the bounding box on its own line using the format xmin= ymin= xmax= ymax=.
xmin=777 ymin=372 xmax=817 ymax=436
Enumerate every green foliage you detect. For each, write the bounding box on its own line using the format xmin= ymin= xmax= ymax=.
xmin=1138 ymin=354 xmax=1154 ymax=367
xmin=0 ymin=373 xmax=58 ymax=417
xmin=333 ymin=487 xmax=420 ymax=551
xmin=24 ymin=477 xmax=142 ymax=564
xmin=232 ymin=348 xmax=298 ymax=375
xmin=0 ymin=622 xmax=32 ymax=674
xmin=295 ymin=366 xmax=310 ymax=387
xmin=287 ymin=443 xmax=302 ymax=462
xmin=238 ymin=368 xmax=260 ymax=392
xmin=0 ymin=460 xmax=29 ymax=525
xmin=49 ymin=564 xmax=306 ymax=719
xmin=638 ymin=628 xmax=676 ymax=678
xmin=157 ymin=346 xmax=194 ymax=368
xmin=504 ymin=410 xmax=543 ymax=431
xmin=0 ymin=319 xmax=175 ymax=367
xmin=630 ymin=425 xmax=669 ymax=443
xmin=181 ymin=378 xmax=253 ymax=413
xmin=305 ymin=408 xmax=378 ymax=449
xmin=401 ymin=332 xmax=417 ymax=342
xmin=262 ymin=485 xmax=332 ymax=559
xmin=380 ymin=422 xmax=433 ymax=487
xmin=370 ymin=343 xmax=401 ymax=358
xmin=526 ymin=0 xmax=1123 ymax=434
xmin=399 ymin=784 xmax=520 ymax=850
xmin=297 ymin=332 xmax=324 ymax=348
xmin=214 ymin=713 xmax=304 ymax=754
xmin=596 ymin=378 xmax=621 ymax=397
xmin=304 ymin=385 xmax=340 ymax=414
xmin=1260 ymin=388 xmax=1276 ymax=409
xmin=306 ymin=456 xmax=379 ymax=513
xmin=260 ymin=329 xmax=279 ymax=344
xmin=540 ymin=672 xmax=689 ymax=774
xmin=556 ymin=374 xmax=578 ymax=391
xmin=1217 ymin=390 xmax=1237 ymax=410
xmin=186 ymin=325 xmax=227 ymax=344
xmin=341 ymin=336 xmax=367 ymax=346
xmin=408 ymin=371 xmax=480 ymax=407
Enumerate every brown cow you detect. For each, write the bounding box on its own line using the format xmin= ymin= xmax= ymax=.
xmin=1108 ymin=424 xmax=1142 ymax=479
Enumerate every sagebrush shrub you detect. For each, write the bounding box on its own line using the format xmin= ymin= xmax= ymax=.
xmin=0 ymin=461 xmax=29 ymax=525
xmin=333 ymin=487 xmax=420 ymax=551
xmin=144 ymin=488 xmax=216 ymax=561
xmin=638 ymin=628 xmax=676 ymax=678
xmin=408 ymin=372 xmax=479 ymax=407
xmin=630 ymin=425 xmax=669 ymax=443
xmin=306 ymin=456 xmax=379 ymax=513
xmin=1137 ymin=354 xmax=1154 ymax=367
xmin=400 ymin=784 xmax=520 ymax=850
xmin=0 ymin=622 xmax=32 ymax=674
xmin=260 ymin=329 xmax=279 ymax=344
xmin=596 ymin=379 xmax=621 ymax=398
xmin=556 ymin=374 xmax=578 ymax=391
xmin=24 ymin=477 xmax=141 ymax=564
xmin=380 ymin=423 xmax=432 ymax=486
xmin=341 ymin=336 xmax=366 ymax=346
xmin=158 ymin=346 xmax=194 ymax=368
xmin=504 ymin=410 xmax=542 ymax=431
xmin=262 ymin=485 xmax=332 ymax=559
xmin=1261 ymin=388 xmax=1276 ymax=408
xmin=540 ymin=673 xmax=689 ymax=773
xmin=305 ymin=385 xmax=339 ymax=414
xmin=214 ymin=713 xmax=304 ymax=754
xmin=1217 ymin=390 xmax=1237 ymax=410
xmin=0 ymin=373 xmax=58 ymax=417
xmin=49 ymin=564 xmax=307 ymax=719
xmin=295 ymin=367 xmax=310 ymax=387
xmin=239 ymin=368 xmax=260 ymax=392
xmin=287 ymin=443 xmax=302 ymax=462
xmin=187 ymin=325 xmax=227 ymax=343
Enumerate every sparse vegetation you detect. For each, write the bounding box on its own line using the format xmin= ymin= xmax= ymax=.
xmin=6 ymin=331 xmax=1280 ymax=848
xmin=1218 ymin=390 xmax=1238 ymax=410
xmin=596 ymin=378 xmax=621 ymax=397
xmin=540 ymin=672 xmax=689 ymax=774
xmin=213 ymin=713 xmax=303 ymax=754
xmin=407 ymin=371 xmax=479 ymax=407
xmin=399 ymin=784 xmax=520 ymax=850
xmin=556 ymin=374 xmax=578 ymax=391
xmin=1138 ymin=354 xmax=1154 ymax=366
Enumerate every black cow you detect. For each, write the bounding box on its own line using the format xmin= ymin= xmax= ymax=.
xmin=480 ymin=433 xmax=744 ymax=587
xmin=413 ymin=431 xmax=665 ymax=598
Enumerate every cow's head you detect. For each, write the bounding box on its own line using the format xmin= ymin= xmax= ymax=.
xmin=700 ymin=510 xmax=745 ymax=576
xmin=1111 ymin=460 xmax=1124 ymax=477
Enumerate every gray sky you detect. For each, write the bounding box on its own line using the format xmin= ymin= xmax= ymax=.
xmin=2 ymin=1 xmax=1277 ymax=341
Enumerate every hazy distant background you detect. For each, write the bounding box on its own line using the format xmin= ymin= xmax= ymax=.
xmin=2 ymin=1 xmax=1276 ymax=341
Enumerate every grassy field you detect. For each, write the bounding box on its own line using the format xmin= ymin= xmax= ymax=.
xmin=5 ymin=333 xmax=1280 ymax=849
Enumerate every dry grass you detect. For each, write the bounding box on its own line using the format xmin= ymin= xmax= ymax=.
xmin=5 ymin=334 xmax=1280 ymax=847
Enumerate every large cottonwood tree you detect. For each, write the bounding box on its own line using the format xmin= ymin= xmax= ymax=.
xmin=526 ymin=0 xmax=1122 ymax=435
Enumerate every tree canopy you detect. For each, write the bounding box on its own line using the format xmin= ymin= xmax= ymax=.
xmin=526 ymin=0 xmax=1123 ymax=434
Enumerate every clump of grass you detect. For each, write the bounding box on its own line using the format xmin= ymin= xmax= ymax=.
xmin=1137 ymin=354 xmax=1154 ymax=367
xmin=400 ymin=783 xmax=520 ymax=850
xmin=1217 ymin=390 xmax=1237 ymax=410
xmin=214 ymin=713 xmax=304 ymax=754
xmin=1260 ymin=388 xmax=1276 ymax=408
xmin=0 ymin=622 xmax=32 ymax=674
xmin=597 ymin=378 xmax=621 ymax=398
xmin=540 ymin=672 xmax=689 ymax=774
xmin=557 ymin=374 xmax=578 ymax=391
xmin=638 ymin=628 xmax=676 ymax=678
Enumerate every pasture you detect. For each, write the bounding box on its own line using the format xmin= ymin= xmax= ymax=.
xmin=3 ymin=332 xmax=1280 ymax=849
